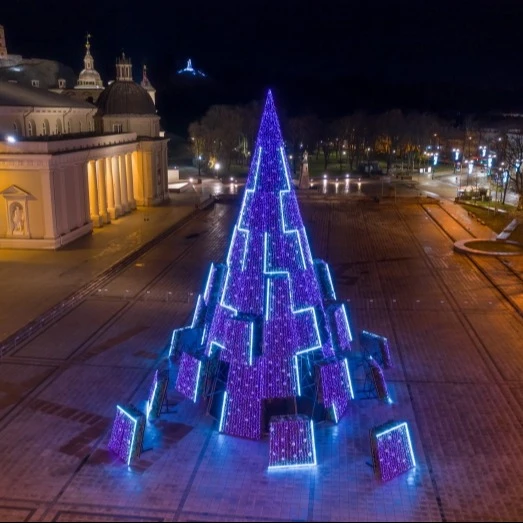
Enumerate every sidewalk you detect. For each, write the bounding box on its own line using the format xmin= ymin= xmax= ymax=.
xmin=0 ymin=194 xmax=198 ymax=342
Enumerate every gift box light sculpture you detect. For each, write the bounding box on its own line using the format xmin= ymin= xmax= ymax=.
xmin=108 ymin=405 xmax=145 ymax=465
xmin=268 ymin=415 xmax=317 ymax=469
xmin=146 ymin=369 xmax=169 ymax=420
xmin=172 ymin=91 xmax=354 ymax=441
xmin=360 ymin=330 xmax=392 ymax=368
xmin=370 ymin=420 xmax=416 ymax=481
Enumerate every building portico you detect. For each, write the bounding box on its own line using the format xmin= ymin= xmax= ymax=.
xmin=0 ymin=132 xmax=168 ymax=249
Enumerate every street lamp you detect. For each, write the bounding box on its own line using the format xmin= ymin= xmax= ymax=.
xmin=197 ymin=155 xmax=202 ymax=183
xmin=366 ymin=147 xmax=371 ymax=174
xmin=214 ymin=162 xmax=221 ymax=179
xmin=6 ymin=135 xmax=16 ymax=144
xmin=452 ymin=148 xmax=460 ymax=174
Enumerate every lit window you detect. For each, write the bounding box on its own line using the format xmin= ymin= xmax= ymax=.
xmin=58 ymin=79 xmax=66 ymax=88
xmin=31 ymin=79 xmax=40 ymax=88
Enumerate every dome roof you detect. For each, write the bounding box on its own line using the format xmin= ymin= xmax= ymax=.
xmin=96 ymin=80 xmax=156 ymax=115
xmin=77 ymin=68 xmax=103 ymax=89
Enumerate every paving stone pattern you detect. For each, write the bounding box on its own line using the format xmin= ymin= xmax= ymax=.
xmin=0 ymin=200 xmax=522 ymax=521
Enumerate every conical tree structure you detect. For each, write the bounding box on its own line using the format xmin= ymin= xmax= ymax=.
xmin=173 ymin=91 xmax=354 ymax=440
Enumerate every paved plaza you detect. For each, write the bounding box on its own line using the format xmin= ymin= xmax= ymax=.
xmin=0 ymin=196 xmax=522 ymax=522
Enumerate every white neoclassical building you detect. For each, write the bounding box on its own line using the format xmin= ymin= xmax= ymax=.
xmin=0 ymin=54 xmax=169 ymax=249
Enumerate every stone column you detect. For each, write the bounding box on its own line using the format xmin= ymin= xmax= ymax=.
xmin=96 ymin=158 xmax=109 ymax=224
xmin=105 ymin=157 xmax=116 ymax=220
xmin=119 ymin=155 xmax=129 ymax=212
xmin=87 ymin=161 xmax=101 ymax=227
xmin=126 ymin=153 xmax=136 ymax=209
xmin=112 ymin=156 xmax=122 ymax=217
xmin=132 ymin=151 xmax=144 ymax=206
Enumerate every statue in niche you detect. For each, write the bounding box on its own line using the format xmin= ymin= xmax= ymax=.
xmin=10 ymin=201 xmax=25 ymax=235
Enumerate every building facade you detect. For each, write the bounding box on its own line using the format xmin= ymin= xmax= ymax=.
xmin=0 ymin=41 xmax=169 ymax=249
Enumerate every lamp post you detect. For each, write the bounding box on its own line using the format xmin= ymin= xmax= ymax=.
xmin=197 ymin=155 xmax=202 ymax=183
xmin=452 ymin=148 xmax=460 ymax=174
xmin=467 ymin=159 xmax=473 ymax=187
xmin=366 ymin=147 xmax=371 ymax=175
xmin=214 ymin=162 xmax=221 ymax=180
xmin=432 ymin=151 xmax=438 ymax=180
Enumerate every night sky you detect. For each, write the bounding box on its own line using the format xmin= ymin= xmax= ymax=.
xmin=3 ymin=0 xmax=523 ymax=133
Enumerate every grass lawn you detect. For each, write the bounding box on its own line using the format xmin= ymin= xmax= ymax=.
xmin=460 ymin=202 xmax=523 ymax=244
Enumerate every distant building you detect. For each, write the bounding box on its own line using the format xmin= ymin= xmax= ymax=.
xmin=0 ymin=24 xmax=76 ymax=89
xmin=141 ymin=64 xmax=156 ymax=105
xmin=0 ymin=47 xmax=168 ymax=249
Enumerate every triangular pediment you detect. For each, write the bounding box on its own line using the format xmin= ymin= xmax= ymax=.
xmin=0 ymin=185 xmax=32 ymax=198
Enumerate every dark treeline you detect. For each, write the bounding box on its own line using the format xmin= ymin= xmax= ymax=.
xmin=188 ymin=103 xmax=523 ymax=205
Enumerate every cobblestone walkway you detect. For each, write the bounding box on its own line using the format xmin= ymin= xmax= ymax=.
xmin=0 ymin=200 xmax=522 ymax=522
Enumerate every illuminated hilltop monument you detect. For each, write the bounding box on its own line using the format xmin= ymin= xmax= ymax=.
xmin=177 ymin=58 xmax=206 ymax=77
xmin=172 ymin=91 xmax=354 ymax=441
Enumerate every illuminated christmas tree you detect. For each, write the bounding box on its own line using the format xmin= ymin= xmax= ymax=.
xmin=172 ymin=91 xmax=354 ymax=441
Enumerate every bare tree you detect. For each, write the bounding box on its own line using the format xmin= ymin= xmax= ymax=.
xmin=187 ymin=121 xmax=205 ymax=177
xmin=199 ymin=105 xmax=243 ymax=173
xmin=502 ymin=132 xmax=523 ymax=207
xmin=375 ymin=109 xmax=405 ymax=174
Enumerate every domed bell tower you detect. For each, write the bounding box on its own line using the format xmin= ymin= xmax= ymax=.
xmin=116 ymin=53 xmax=133 ymax=82
xmin=141 ymin=64 xmax=156 ymax=106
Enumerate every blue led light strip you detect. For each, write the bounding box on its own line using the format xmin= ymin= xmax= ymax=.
xmin=219 ymin=267 xmax=238 ymax=315
xmin=325 ymin=264 xmax=337 ymax=299
xmin=203 ymin=263 xmax=214 ymax=303
xmin=116 ymin=405 xmax=139 ymax=466
xmin=208 ymin=340 xmax=226 ymax=357
xmin=343 ymin=358 xmax=354 ymax=399
xmin=236 ymin=147 xmax=262 ymax=271
xmin=278 ymin=147 xmax=306 ymax=270
xmin=169 ymin=327 xmax=189 ymax=357
xmin=191 ymin=295 xmax=204 ymax=328
xmin=263 ymin=232 xmax=288 ymax=276
xmin=249 ymin=322 xmax=254 ymax=366
xmin=265 ymin=278 xmax=272 ymax=322
xmin=146 ymin=380 xmax=157 ymax=420
xmin=293 ymin=355 xmax=301 ymax=396
xmin=310 ymin=420 xmax=317 ymax=465
xmin=362 ymin=330 xmax=387 ymax=341
xmin=193 ymin=361 xmax=202 ymax=403
xmin=342 ymin=304 xmax=353 ymax=342
xmin=218 ymin=392 xmax=228 ymax=432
